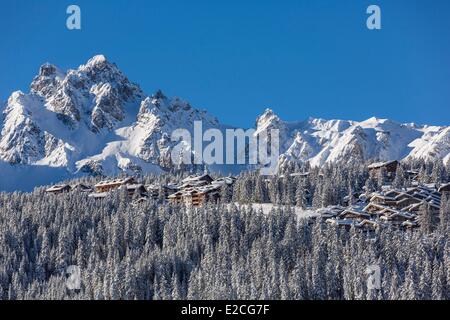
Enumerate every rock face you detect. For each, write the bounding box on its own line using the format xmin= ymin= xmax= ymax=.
xmin=0 ymin=55 xmax=449 ymax=191
xmin=1 ymin=55 xmax=146 ymax=171
xmin=255 ymin=110 xmax=450 ymax=169
xmin=30 ymin=55 xmax=143 ymax=130
xmin=0 ymin=92 xmax=69 ymax=167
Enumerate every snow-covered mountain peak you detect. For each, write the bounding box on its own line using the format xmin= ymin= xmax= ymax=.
xmin=0 ymin=55 xmax=449 ymax=191
xmin=359 ymin=116 xmax=400 ymax=130
xmin=137 ymin=90 xmax=219 ymax=132
xmin=256 ymin=108 xmax=283 ymax=131
xmin=84 ymin=54 xmax=107 ymax=66
xmin=253 ymin=112 xmax=449 ymax=169
xmin=78 ymin=54 xmax=114 ymax=74
xmin=27 ymin=55 xmax=145 ymax=131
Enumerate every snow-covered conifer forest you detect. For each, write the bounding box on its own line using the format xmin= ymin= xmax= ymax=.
xmin=0 ymin=159 xmax=449 ymax=300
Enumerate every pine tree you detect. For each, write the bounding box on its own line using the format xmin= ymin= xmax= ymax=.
xmin=431 ymin=259 xmax=443 ymax=300
xmin=417 ymin=204 xmax=434 ymax=234
xmin=393 ymin=165 xmax=406 ymax=189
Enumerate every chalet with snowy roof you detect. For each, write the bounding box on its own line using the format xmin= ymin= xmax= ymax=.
xmin=125 ymin=184 xmax=147 ymax=197
xmin=357 ymin=219 xmax=380 ymax=230
xmin=367 ymin=185 xmax=441 ymax=213
xmin=326 ymin=218 xmax=359 ymax=228
xmin=368 ymin=160 xmax=399 ymax=179
xmin=343 ymin=191 xmax=363 ymax=206
xmin=325 ymin=218 xmax=378 ymax=231
xmin=146 ymin=185 xmax=160 ymax=199
xmin=146 ymin=183 xmax=180 ymax=200
xmin=326 ymin=181 xmax=447 ymax=230
xmin=88 ymin=192 xmax=109 ymax=200
xmin=45 ymin=184 xmax=71 ymax=194
xmin=318 ymin=206 xmax=345 ymax=220
xmin=167 ymin=174 xmax=235 ymax=207
xmin=289 ymin=172 xmax=310 ymax=178
xmin=438 ymin=183 xmax=450 ymax=195
xmin=94 ymin=177 xmax=137 ymax=193
xmin=379 ymin=211 xmax=416 ymax=227
xmin=363 ymin=203 xmax=398 ymax=217
xmin=71 ymin=183 xmax=93 ymax=193
xmin=179 ymin=174 xmax=214 ymax=188
xmin=168 ymin=184 xmax=222 ymax=207
xmin=338 ymin=207 xmax=371 ymax=221
xmin=401 ymin=220 xmax=419 ymax=229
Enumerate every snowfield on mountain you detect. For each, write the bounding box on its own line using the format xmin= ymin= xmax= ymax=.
xmin=1 ymin=55 xmax=449 ymax=191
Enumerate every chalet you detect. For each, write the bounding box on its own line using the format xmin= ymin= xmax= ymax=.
xmin=401 ymin=220 xmax=418 ymax=229
xmin=438 ymin=182 xmax=450 ymax=195
xmin=380 ymin=212 xmax=415 ymax=226
xmin=406 ymin=201 xmax=440 ymax=214
xmin=326 ymin=180 xmax=446 ymax=230
xmin=343 ymin=192 xmax=363 ymax=206
xmin=289 ymin=172 xmax=310 ymax=178
xmin=146 ymin=183 xmax=180 ymax=200
xmin=357 ymin=219 xmax=380 ymax=230
xmin=45 ymin=184 xmax=71 ymax=194
xmin=146 ymin=185 xmax=160 ymax=199
xmin=363 ymin=202 xmax=396 ymax=216
xmin=368 ymin=160 xmax=399 ymax=179
xmin=367 ymin=185 xmax=441 ymax=213
xmin=133 ymin=196 xmax=150 ymax=205
xmin=167 ymin=174 xmax=234 ymax=207
xmin=167 ymin=191 xmax=184 ymax=205
xmin=211 ymin=176 xmax=236 ymax=186
xmin=318 ymin=206 xmax=345 ymax=220
xmin=94 ymin=177 xmax=136 ymax=193
xmin=71 ymin=183 xmax=93 ymax=193
xmin=179 ymin=174 xmax=214 ymax=188
xmin=88 ymin=192 xmax=109 ymax=200
xmin=124 ymin=184 xmax=147 ymax=197
xmin=326 ymin=218 xmax=378 ymax=231
xmin=164 ymin=184 xmax=180 ymax=198
xmin=326 ymin=218 xmax=359 ymax=229
xmin=168 ymin=184 xmax=222 ymax=207
xmin=338 ymin=208 xmax=371 ymax=221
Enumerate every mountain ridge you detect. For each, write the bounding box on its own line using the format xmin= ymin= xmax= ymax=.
xmin=1 ymin=55 xmax=449 ymax=191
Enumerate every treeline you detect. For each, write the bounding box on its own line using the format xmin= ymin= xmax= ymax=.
xmin=232 ymin=159 xmax=449 ymax=208
xmin=0 ymin=159 xmax=449 ymax=300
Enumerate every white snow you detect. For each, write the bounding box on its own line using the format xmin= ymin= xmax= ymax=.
xmin=256 ymin=110 xmax=449 ymax=169
xmin=0 ymin=55 xmax=449 ymax=191
xmin=233 ymin=203 xmax=319 ymax=220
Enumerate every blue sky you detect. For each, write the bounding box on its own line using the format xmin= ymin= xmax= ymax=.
xmin=1 ymin=0 xmax=450 ymax=127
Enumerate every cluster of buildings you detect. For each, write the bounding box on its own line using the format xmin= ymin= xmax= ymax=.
xmin=45 ymin=174 xmax=236 ymax=207
xmin=322 ymin=160 xmax=450 ymax=230
xmin=44 ymin=160 xmax=449 ymax=229
xmin=367 ymin=160 xmax=419 ymax=181
xmin=155 ymin=174 xmax=235 ymax=207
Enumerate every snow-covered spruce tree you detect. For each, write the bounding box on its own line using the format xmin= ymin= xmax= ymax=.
xmin=417 ymin=204 xmax=435 ymax=234
xmin=393 ymin=164 xmax=406 ymax=190
xmin=0 ymin=169 xmax=448 ymax=300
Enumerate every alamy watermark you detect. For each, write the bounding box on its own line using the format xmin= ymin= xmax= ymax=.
xmin=367 ymin=5 xmax=382 ymax=30
xmin=170 ymin=121 xmax=280 ymax=175
xmin=366 ymin=264 xmax=381 ymax=290
xmin=65 ymin=4 xmax=381 ymax=31
xmin=66 ymin=5 xmax=81 ymax=30
xmin=65 ymin=265 xmax=81 ymax=290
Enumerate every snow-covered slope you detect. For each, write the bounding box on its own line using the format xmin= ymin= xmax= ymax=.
xmin=74 ymin=90 xmax=227 ymax=176
xmin=0 ymin=56 xmax=449 ymax=191
xmin=255 ymin=109 xmax=450 ymax=169
xmin=0 ymin=55 xmax=236 ymax=190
